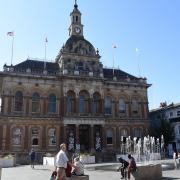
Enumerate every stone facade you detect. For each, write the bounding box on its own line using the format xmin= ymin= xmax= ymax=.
xmin=0 ymin=2 xmax=150 ymax=161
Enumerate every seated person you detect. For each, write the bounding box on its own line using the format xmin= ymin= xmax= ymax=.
xmin=118 ymin=157 xmax=129 ymax=179
xmin=72 ymin=157 xmax=84 ymax=176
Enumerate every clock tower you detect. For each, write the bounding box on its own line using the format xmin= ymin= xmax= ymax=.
xmin=69 ymin=0 xmax=84 ymax=37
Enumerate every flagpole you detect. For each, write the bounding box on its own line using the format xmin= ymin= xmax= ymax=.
xmin=113 ymin=50 xmax=115 ymax=76
xmin=112 ymin=44 xmax=116 ymax=76
xmin=136 ymin=48 xmax=141 ymax=77
xmin=44 ymin=38 xmax=47 ymax=70
xmin=11 ymin=33 xmax=14 ymax=66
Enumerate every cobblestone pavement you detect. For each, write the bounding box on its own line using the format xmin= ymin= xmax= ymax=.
xmin=1 ymin=165 xmax=180 ymax=180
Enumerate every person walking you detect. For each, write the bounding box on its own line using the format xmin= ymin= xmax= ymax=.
xmin=55 ymin=143 xmax=69 ymax=180
xmin=173 ymin=149 xmax=178 ymax=169
xmin=29 ymin=148 xmax=36 ymax=169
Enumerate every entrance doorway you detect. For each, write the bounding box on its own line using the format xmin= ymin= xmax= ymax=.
xmin=79 ymin=125 xmax=89 ymax=152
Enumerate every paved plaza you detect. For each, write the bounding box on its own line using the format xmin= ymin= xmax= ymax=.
xmin=1 ymin=164 xmax=180 ymax=180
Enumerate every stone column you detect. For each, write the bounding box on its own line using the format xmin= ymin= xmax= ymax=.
xmin=42 ymin=97 xmax=46 ymax=115
xmin=128 ymin=102 xmax=131 ymax=117
xmin=90 ymin=125 xmax=95 ymax=152
xmin=89 ymin=98 xmax=92 ymax=114
xmin=63 ymin=125 xmax=67 ymax=143
xmin=116 ymin=126 xmax=120 ymax=151
xmin=101 ymin=99 xmax=104 ymax=115
xmin=25 ymin=96 xmax=30 ymax=115
xmin=2 ymin=124 xmax=7 ymax=152
xmin=75 ymin=125 xmax=79 ymax=144
xmin=24 ymin=126 xmax=29 ymax=151
xmin=126 ymin=102 xmax=129 ymax=117
xmin=141 ymin=102 xmax=145 ymax=118
xmin=114 ymin=100 xmax=118 ymax=117
xmin=5 ymin=124 xmax=10 ymax=151
xmin=101 ymin=125 xmax=106 ymax=151
xmin=144 ymin=102 xmax=148 ymax=119
xmin=23 ymin=96 xmax=26 ymax=116
xmin=42 ymin=126 xmax=46 ymax=151
xmin=75 ymin=97 xmax=78 ymax=114
xmin=63 ymin=96 xmax=67 ymax=116
xmin=0 ymin=125 xmax=3 ymax=150
xmin=113 ymin=127 xmax=117 ymax=150
xmin=7 ymin=95 xmax=12 ymax=114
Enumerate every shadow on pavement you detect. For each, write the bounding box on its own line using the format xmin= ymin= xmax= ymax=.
xmin=162 ymin=178 xmax=180 ymax=180
xmin=33 ymin=168 xmax=51 ymax=171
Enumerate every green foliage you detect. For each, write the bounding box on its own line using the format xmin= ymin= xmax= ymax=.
xmin=151 ymin=117 xmax=174 ymax=147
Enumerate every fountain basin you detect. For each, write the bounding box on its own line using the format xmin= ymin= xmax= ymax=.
xmin=131 ymin=163 xmax=162 ymax=180
xmin=85 ymin=162 xmax=162 ymax=180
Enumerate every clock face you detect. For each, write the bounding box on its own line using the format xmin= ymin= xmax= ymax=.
xmin=75 ymin=27 xmax=81 ymax=34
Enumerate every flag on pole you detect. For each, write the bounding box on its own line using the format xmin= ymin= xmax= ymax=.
xmin=7 ymin=31 xmax=14 ymax=36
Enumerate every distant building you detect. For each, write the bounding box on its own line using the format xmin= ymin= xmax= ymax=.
xmin=149 ymin=103 xmax=180 ymax=152
xmin=0 ymin=2 xmax=150 ymax=162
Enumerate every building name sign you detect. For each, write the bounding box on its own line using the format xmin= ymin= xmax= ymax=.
xmin=63 ymin=118 xmax=105 ymax=125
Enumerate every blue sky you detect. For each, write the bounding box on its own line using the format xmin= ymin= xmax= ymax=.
xmin=0 ymin=0 xmax=180 ymax=110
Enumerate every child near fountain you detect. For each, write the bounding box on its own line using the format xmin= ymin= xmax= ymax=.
xmin=127 ymin=154 xmax=137 ymax=180
xmin=118 ymin=157 xmax=129 ymax=179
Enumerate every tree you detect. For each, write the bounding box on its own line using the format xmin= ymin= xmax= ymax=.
xmin=150 ymin=117 xmax=174 ymax=148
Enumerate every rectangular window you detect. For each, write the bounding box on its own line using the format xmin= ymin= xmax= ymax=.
xmin=170 ymin=112 xmax=173 ymax=117
xmin=107 ymin=137 xmax=113 ymax=145
xmin=177 ymin=111 xmax=180 ymax=116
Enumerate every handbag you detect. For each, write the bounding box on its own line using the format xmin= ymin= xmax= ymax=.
xmin=50 ymin=171 xmax=57 ymax=180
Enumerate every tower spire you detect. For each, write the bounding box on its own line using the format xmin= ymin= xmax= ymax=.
xmin=69 ymin=0 xmax=83 ymax=37
xmin=74 ymin=0 xmax=78 ymax=9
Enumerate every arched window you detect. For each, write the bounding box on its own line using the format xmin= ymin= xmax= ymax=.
xmin=12 ymin=128 xmax=22 ymax=145
xmin=48 ymin=94 xmax=56 ymax=113
xmin=48 ymin=128 xmax=56 ymax=146
xmin=15 ymin=91 xmax=23 ymax=111
xmin=133 ymin=128 xmax=142 ymax=138
xmin=104 ymin=96 xmax=112 ymax=114
xmin=67 ymin=91 xmax=75 ymax=113
xmin=31 ymin=128 xmax=39 ymax=146
xmin=78 ymin=91 xmax=89 ymax=113
xmin=78 ymin=94 xmax=85 ymax=113
xmin=92 ymin=93 xmax=101 ymax=114
xmin=32 ymin=92 xmax=40 ymax=112
xmin=119 ymin=98 xmax=126 ymax=113
xmin=106 ymin=129 xmax=113 ymax=144
xmin=132 ymin=98 xmax=139 ymax=114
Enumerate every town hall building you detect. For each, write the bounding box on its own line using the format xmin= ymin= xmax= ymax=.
xmin=0 ymin=2 xmax=150 ymax=162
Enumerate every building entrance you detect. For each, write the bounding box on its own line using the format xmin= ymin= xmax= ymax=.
xmin=79 ymin=125 xmax=90 ymax=152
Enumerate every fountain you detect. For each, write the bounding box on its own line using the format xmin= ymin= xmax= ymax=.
xmin=116 ymin=135 xmax=164 ymax=179
xmin=85 ymin=135 xmax=169 ymax=179
xmin=118 ymin=135 xmax=163 ymax=163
